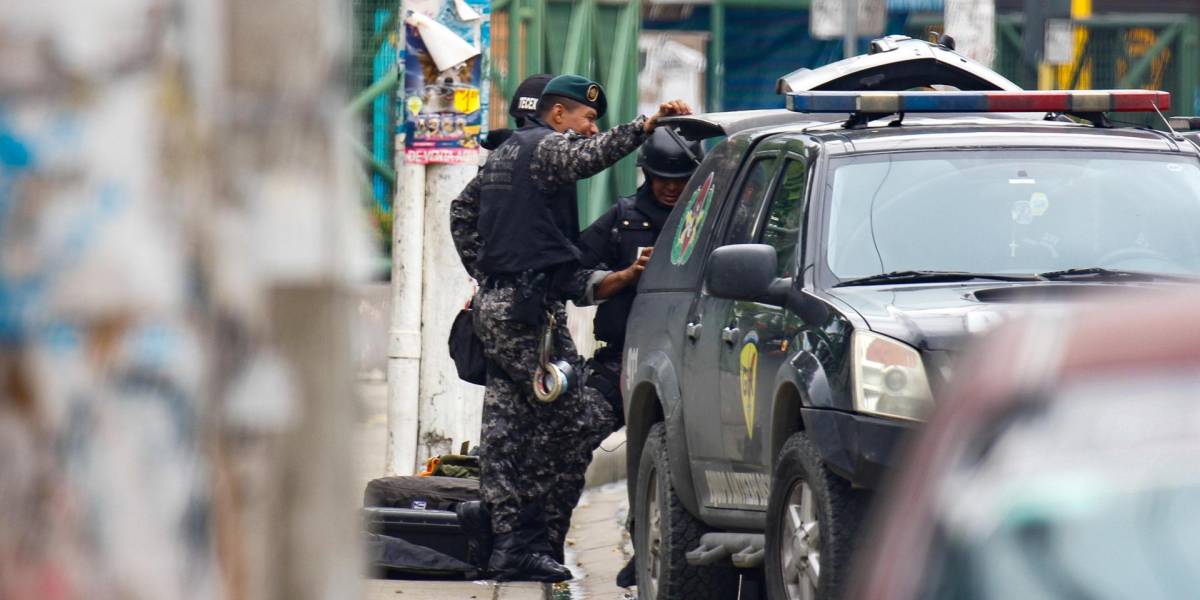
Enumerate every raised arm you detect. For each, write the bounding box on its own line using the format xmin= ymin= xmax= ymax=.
xmin=530 ymin=119 xmax=648 ymax=192
xmin=531 ymin=100 xmax=693 ymax=192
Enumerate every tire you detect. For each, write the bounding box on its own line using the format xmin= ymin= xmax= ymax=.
xmin=764 ymin=432 xmax=868 ymax=600
xmin=634 ymin=422 xmax=738 ymax=600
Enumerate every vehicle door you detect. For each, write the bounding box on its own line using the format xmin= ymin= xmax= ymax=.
xmin=682 ymin=140 xmax=785 ymax=511
xmin=716 ymin=155 xmax=810 ymax=476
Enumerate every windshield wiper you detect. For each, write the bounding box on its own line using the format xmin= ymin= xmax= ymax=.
xmin=1038 ymin=267 xmax=1195 ymax=282
xmin=836 ymin=270 xmax=1045 ymax=287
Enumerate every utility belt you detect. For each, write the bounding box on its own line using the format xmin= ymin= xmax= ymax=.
xmin=481 ymin=262 xmax=575 ymax=327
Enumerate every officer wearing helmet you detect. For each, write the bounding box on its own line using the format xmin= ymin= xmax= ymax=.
xmin=578 ymin=128 xmax=704 ymax=429
xmin=575 ymin=128 xmax=701 ymax=588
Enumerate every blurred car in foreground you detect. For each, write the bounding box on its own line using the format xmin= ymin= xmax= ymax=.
xmin=849 ymin=292 xmax=1200 ymax=600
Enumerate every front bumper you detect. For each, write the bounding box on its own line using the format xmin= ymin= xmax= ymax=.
xmin=800 ymin=408 xmax=915 ymax=489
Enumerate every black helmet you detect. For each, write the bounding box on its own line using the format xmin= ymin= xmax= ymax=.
xmin=638 ymin=128 xmax=703 ymax=179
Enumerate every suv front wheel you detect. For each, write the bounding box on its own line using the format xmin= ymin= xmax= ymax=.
xmin=764 ymin=432 xmax=866 ymax=600
xmin=634 ymin=422 xmax=738 ymax=599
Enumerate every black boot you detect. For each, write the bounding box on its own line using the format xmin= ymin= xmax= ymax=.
xmin=519 ymin=501 xmax=568 ymax=565
xmin=455 ymin=501 xmax=494 ymax=569
xmin=616 ymin=555 xmax=637 ymax=587
xmin=488 ymin=532 xmax=572 ymax=582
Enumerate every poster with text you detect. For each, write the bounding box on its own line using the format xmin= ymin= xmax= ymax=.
xmin=402 ymin=0 xmax=490 ymax=164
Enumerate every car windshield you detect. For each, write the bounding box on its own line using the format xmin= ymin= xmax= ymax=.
xmin=824 ymin=150 xmax=1200 ymax=281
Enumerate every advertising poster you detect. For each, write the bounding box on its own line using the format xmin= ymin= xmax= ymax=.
xmin=402 ymin=0 xmax=490 ymax=164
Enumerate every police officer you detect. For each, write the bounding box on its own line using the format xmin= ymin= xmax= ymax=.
xmin=449 ymin=75 xmax=691 ymax=582
xmin=576 ymin=127 xmax=702 ymax=588
xmin=578 ymin=128 xmax=703 ymax=428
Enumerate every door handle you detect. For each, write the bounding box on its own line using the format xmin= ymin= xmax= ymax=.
xmin=721 ymin=327 xmax=741 ymax=345
xmin=686 ymin=322 xmax=703 ymax=340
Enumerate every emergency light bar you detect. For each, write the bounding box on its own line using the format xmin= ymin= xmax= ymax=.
xmin=785 ymin=90 xmax=1171 ymax=114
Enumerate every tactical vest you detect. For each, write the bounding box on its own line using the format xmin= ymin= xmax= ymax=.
xmin=476 ymin=123 xmax=581 ymax=276
xmin=591 ymin=193 xmax=662 ymax=348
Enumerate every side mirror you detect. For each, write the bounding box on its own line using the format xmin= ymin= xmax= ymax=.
xmin=706 ymin=244 xmax=788 ymax=306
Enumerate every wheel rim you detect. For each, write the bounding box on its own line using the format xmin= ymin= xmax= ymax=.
xmin=779 ymin=480 xmax=820 ymax=600
xmin=645 ymin=465 xmax=663 ymax=598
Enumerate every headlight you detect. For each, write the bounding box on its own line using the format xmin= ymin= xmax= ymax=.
xmin=852 ymin=331 xmax=934 ymax=421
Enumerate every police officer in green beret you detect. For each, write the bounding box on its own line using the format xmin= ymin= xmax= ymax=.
xmin=449 ymin=75 xmax=691 ymax=581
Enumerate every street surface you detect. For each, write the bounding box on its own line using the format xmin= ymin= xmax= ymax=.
xmin=357 ymin=379 xmax=635 ymax=599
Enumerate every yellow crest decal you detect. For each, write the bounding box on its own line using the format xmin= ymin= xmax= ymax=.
xmin=586 ymin=84 xmax=600 ymax=102
xmin=739 ymin=332 xmax=758 ymax=438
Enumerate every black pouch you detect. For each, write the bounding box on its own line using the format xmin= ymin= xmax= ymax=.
xmin=448 ymin=306 xmax=487 ymax=385
xmin=509 ymin=271 xmax=549 ymax=326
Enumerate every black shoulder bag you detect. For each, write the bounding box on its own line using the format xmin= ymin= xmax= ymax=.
xmin=448 ymin=301 xmax=487 ymax=385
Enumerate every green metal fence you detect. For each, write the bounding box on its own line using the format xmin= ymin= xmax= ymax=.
xmin=351 ymin=0 xmax=400 ymax=254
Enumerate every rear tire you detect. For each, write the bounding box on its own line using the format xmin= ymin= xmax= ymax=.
xmin=634 ymin=422 xmax=738 ymax=599
xmin=764 ymin=432 xmax=867 ymax=600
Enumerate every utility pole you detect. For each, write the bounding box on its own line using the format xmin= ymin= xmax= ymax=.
xmin=387 ymin=0 xmax=423 ymax=477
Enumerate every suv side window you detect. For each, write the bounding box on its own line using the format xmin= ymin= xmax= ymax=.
xmin=759 ymin=158 xmax=808 ymax=278
xmin=725 ymin=157 xmax=779 ymax=244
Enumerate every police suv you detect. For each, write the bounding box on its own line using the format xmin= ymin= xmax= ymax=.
xmin=622 ymin=37 xmax=1200 ymax=600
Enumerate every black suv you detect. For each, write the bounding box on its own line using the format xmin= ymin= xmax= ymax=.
xmin=623 ymin=37 xmax=1200 ymax=600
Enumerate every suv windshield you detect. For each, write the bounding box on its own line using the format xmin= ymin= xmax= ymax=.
xmin=825 ymin=151 xmax=1200 ymax=281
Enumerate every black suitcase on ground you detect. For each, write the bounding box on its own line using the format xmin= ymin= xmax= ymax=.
xmin=364 ymin=475 xmax=479 ymax=510
xmin=363 ymin=476 xmax=480 ymax=579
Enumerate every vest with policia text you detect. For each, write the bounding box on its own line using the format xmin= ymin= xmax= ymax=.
xmin=476 ymin=121 xmax=581 ymax=276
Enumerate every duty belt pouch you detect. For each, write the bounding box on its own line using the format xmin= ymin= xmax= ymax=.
xmin=510 ymin=271 xmax=549 ymax=326
xmin=448 ymin=304 xmax=487 ymax=385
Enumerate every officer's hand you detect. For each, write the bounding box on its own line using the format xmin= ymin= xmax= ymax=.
xmin=632 ymin=246 xmax=653 ymax=273
xmin=596 ymin=248 xmax=654 ymax=300
xmin=645 ymin=100 xmax=693 ymax=133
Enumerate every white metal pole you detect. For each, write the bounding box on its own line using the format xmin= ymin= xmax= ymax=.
xmin=387 ymin=161 xmax=425 ymax=475
xmin=417 ymin=163 xmax=485 ymax=460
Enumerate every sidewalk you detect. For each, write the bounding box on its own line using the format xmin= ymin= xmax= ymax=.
xmin=563 ymin=481 xmax=637 ymax=600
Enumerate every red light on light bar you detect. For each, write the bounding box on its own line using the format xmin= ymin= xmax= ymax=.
xmin=1111 ymin=91 xmax=1171 ymax=112
xmin=988 ymin=92 xmax=1069 ymax=112
xmin=986 ymin=91 xmax=1170 ymax=113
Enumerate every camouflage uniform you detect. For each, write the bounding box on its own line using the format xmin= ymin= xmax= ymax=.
xmin=450 ymin=118 xmax=648 ymax=548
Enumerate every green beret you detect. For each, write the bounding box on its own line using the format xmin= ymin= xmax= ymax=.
xmin=540 ymin=74 xmax=607 ymax=118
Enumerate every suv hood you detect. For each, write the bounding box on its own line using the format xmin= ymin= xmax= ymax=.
xmin=827 ymin=282 xmax=1164 ymax=351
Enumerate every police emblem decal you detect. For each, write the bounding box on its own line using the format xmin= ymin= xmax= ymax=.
xmin=586 ymin=84 xmax=600 ymax=102
xmin=670 ymin=171 xmax=714 ymax=265
xmin=739 ymin=332 xmax=758 ymax=438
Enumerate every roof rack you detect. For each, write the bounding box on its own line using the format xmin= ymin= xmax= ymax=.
xmin=785 ymin=90 xmax=1171 ymax=129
